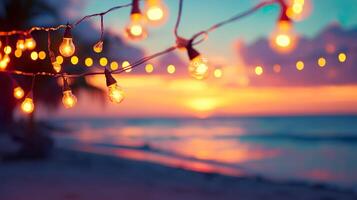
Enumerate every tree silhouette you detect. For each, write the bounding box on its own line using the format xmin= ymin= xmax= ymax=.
xmin=0 ymin=0 xmax=102 ymax=160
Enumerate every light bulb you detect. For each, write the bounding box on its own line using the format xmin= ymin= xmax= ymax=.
xmin=108 ymin=83 xmax=125 ymax=104
xmin=25 ymin=35 xmax=36 ymax=50
xmin=125 ymin=13 xmax=147 ymax=40
xmin=4 ymin=45 xmax=12 ymax=54
xmin=52 ymin=61 xmax=62 ymax=73
xmin=93 ymin=41 xmax=103 ymax=53
xmin=59 ymin=26 xmax=75 ymax=57
xmin=21 ymin=97 xmax=34 ymax=114
xmin=145 ymin=0 xmax=166 ymax=24
xmin=188 ymin=56 xmax=209 ymax=80
xmin=59 ymin=38 xmax=75 ymax=57
xmin=16 ymin=38 xmax=26 ymax=50
xmin=270 ymin=20 xmax=297 ymax=53
xmin=13 ymin=86 xmax=24 ymax=99
xmin=62 ymin=90 xmax=77 ymax=109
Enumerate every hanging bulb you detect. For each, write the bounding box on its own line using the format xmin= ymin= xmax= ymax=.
xmin=186 ymin=40 xmax=209 ymax=80
xmin=125 ymin=0 xmax=147 ymax=40
xmin=25 ymin=34 xmax=36 ymax=50
xmin=21 ymin=97 xmax=34 ymax=114
xmin=62 ymin=77 xmax=77 ymax=109
xmin=13 ymin=86 xmax=25 ymax=99
xmin=145 ymin=0 xmax=167 ymax=24
xmin=16 ymin=36 xmax=26 ymax=50
xmin=93 ymin=41 xmax=103 ymax=53
xmin=4 ymin=45 xmax=12 ymax=54
xmin=50 ymin=52 xmax=61 ymax=73
xmin=59 ymin=25 xmax=75 ymax=57
xmin=105 ymin=69 xmax=125 ymax=104
xmin=269 ymin=2 xmax=297 ymax=53
xmin=0 ymin=60 xmax=7 ymax=70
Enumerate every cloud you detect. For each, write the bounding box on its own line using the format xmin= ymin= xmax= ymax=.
xmin=239 ymin=24 xmax=357 ymax=86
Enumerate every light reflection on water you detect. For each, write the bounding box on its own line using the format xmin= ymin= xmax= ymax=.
xmin=54 ymin=116 xmax=357 ymax=189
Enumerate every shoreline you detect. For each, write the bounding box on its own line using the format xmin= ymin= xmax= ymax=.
xmin=1 ymin=146 xmax=356 ymax=200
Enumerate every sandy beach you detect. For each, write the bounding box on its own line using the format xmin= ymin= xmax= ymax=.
xmin=1 ymin=144 xmax=356 ymax=200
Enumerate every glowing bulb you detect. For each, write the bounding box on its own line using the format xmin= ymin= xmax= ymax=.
xmin=318 ymin=57 xmax=326 ymax=67
xmin=38 ymin=51 xmax=46 ymax=60
xmin=338 ymin=53 xmax=347 ymax=63
xmin=255 ymin=66 xmax=264 ymax=76
xmin=125 ymin=13 xmax=147 ymax=40
xmin=25 ymin=35 xmax=36 ymax=50
xmin=14 ymin=49 xmax=22 ymax=58
xmin=30 ymin=51 xmax=38 ymax=60
xmin=188 ymin=56 xmax=209 ymax=80
xmin=146 ymin=6 xmax=164 ymax=21
xmin=296 ymin=60 xmax=304 ymax=71
xmin=167 ymin=64 xmax=175 ymax=74
xmin=16 ymin=38 xmax=25 ymax=50
xmin=108 ymin=83 xmax=125 ymax=104
xmin=71 ymin=56 xmax=79 ymax=65
xmin=4 ymin=46 xmax=12 ymax=54
xmin=0 ymin=60 xmax=7 ymax=70
xmin=93 ymin=41 xmax=103 ymax=53
xmin=110 ymin=61 xmax=119 ymax=71
xmin=270 ymin=21 xmax=297 ymax=53
xmin=122 ymin=61 xmax=132 ymax=72
xmin=99 ymin=57 xmax=108 ymax=67
xmin=213 ymin=68 xmax=223 ymax=78
xmin=13 ymin=87 xmax=24 ymax=99
xmin=85 ymin=57 xmax=93 ymax=67
xmin=52 ymin=61 xmax=62 ymax=73
xmin=56 ymin=55 xmax=64 ymax=64
xmin=62 ymin=90 xmax=77 ymax=109
xmin=145 ymin=63 xmax=154 ymax=73
xmin=59 ymin=38 xmax=75 ymax=57
xmin=21 ymin=97 xmax=34 ymax=114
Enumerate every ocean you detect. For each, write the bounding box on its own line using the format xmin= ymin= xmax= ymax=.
xmin=52 ymin=115 xmax=357 ymax=190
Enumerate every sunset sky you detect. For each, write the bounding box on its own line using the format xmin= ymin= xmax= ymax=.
xmin=26 ymin=0 xmax=357 ymax=119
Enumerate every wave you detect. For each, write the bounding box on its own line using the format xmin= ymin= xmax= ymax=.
xmin=236 ymin=134 xmax=357 ymax=143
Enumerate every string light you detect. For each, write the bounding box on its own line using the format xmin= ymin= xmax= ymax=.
xmin=93 ymin=41 xmax=103 ymax=53
xmin=338 ymin=53 xmax=347 ymax=63
xmin=0 ymin=0 xmax=329 ymax=112
xmin=270 ymin=1 xmax=297 ymax=53
xmin=110 ymin=61 xmax=119 ymax=71
xmin=56 ymin=55 xmax=64 ymax=65
xmin=38 ymin=51 xmax=46 ymax=60
xmin=99 ymin=57 xmax=108 ymax=67
xmin=296 ymin=60 xmax=304 ymax=71
xmin=59 ymin=24 xmax=75 ymax=57
xmin=62 ymin=77 xmax=77 ymax=109
xmin=16 ymin=36 xmax=26 ymax=50
xmin=50 ymin=52 xmax=62 ymax=73
xmin=21 ymin=96 xmax=35 ymax=114
xmin=30 ymin=51 xmax=38 ymax=60
xmin=122 ymin=61 xmax=132 ymax=72
xmin=318 ymin=57 xmax=326 ymax=67
xmin=85 ymin=57 xmax=93 ymax=67
xmin=13 ymin=86 xmax=24 ymax=99
xmin=255 ymin=66 xmax=263 ymax=76
xmin=145 ymin=63 xmax=154 ymax=73
xmin=71 ymin=56 xmax=79 ymax=65
xmin=14 ymin=49 xmax=22 ymax=58
xmin=184 ymin=39 xmax=209 ymax=79
xmin=167 ymin=64 xmax=175 ymax=74
xmin=25 ymin=34 xmax=36 ymax=50
xmin=213 ymin=68 xmax=223 ymax=78
xmin=4 ymin=45 xmax=12 ymax=54
xmin=105 ymin=68 xmax=125 ymax=104
xmin=145 ymin=0 xmax=166 ymax=24
xmin=125 ymin=0 xmax=147 ymax=40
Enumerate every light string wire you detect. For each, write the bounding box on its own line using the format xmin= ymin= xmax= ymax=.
xmin=1 ymin=0 xmax=281 ymax=78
